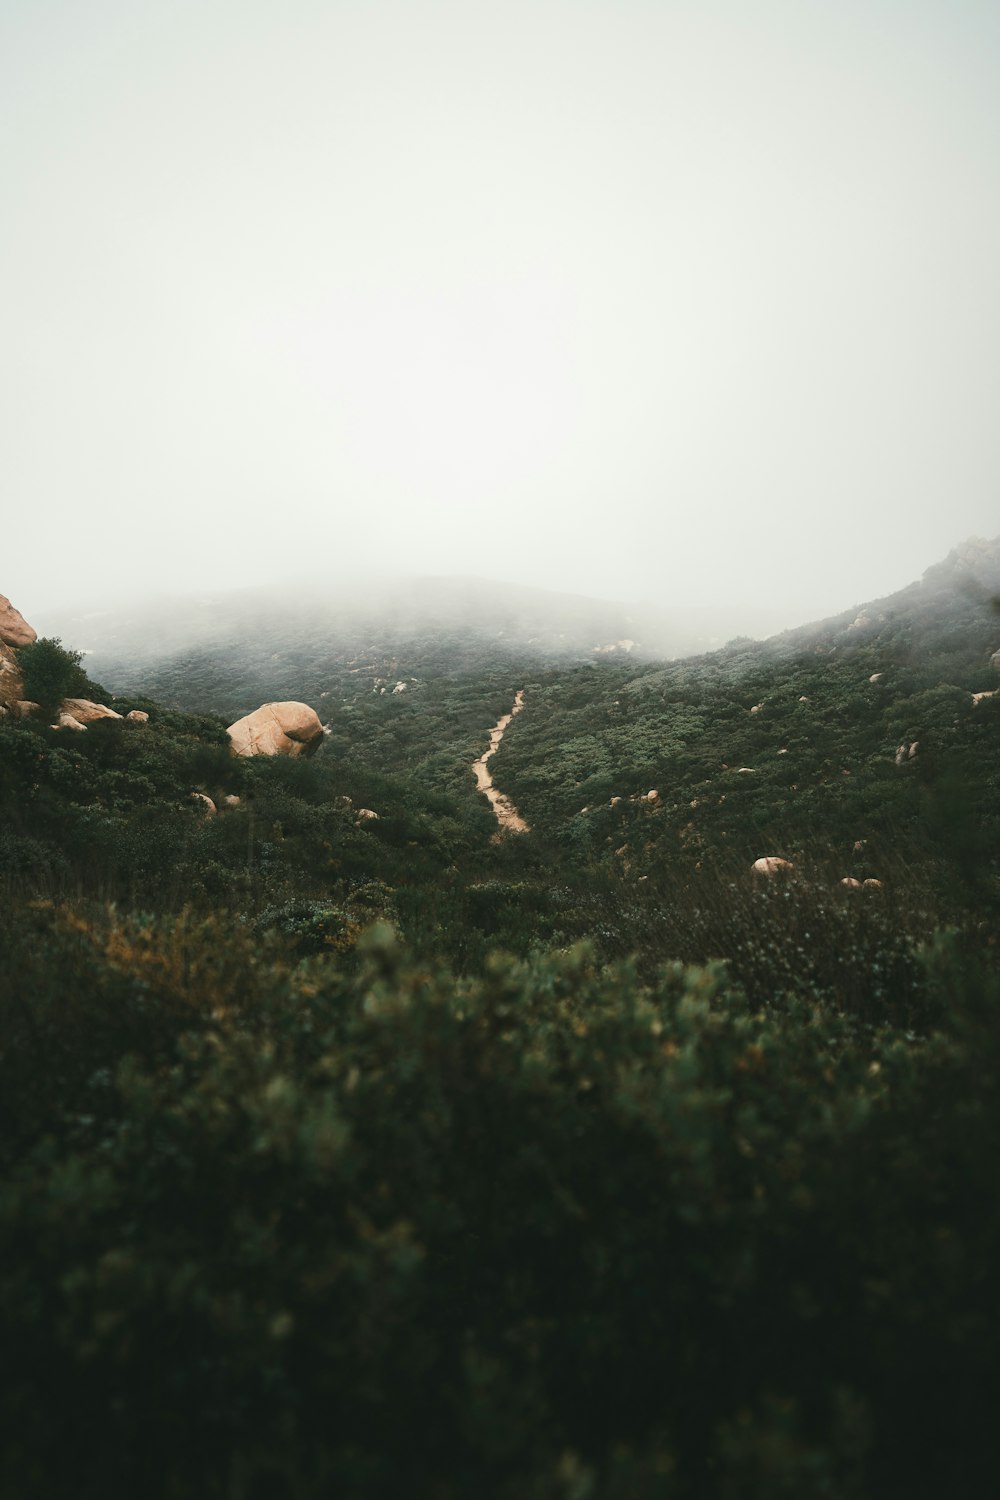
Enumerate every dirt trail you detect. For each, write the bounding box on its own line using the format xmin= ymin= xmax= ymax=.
xmin=472 ymin=690 xmax=530 ymax=834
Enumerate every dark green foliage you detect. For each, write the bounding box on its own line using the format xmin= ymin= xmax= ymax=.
xmin=3 ymin=541 xmax=1000 ymax=1496
xmin=16 ymin=635 xmax=109 ymax=714
xmin=1 ymin=909 xmax=998 ymax=1498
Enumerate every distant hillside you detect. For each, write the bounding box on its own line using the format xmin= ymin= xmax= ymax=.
xmin=34 ymin=542 xmax=1000 ymax=886
xmin=493 ymin=535 xmax=1000 ymax=898
xmin=44 ymin=574 xmax=792 ymax=709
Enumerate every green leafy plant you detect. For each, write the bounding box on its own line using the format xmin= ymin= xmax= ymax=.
xmin=16 ymin=636 xmax=107 ymax=715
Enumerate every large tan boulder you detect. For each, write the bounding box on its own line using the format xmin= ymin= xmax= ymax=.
xmin=752 ymin=856 xmax=794 ymax=877
xmin=61 ymin=698 xmax=123 ymax=725
xmin=227 ymin=701 xmax=324 ymax=758
xmin=0 ymin=595 xmax=36 ymax=648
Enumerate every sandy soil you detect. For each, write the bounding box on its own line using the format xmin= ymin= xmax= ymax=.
xmin=472 ymin=689 xmax=530 ymax=834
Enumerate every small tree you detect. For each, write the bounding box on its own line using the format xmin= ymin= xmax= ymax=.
xmin=17 ymin=637 xmax=102 ymax=715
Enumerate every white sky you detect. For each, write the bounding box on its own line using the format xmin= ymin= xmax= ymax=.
xmin=3 ymin=0 xmax=999 ymax=626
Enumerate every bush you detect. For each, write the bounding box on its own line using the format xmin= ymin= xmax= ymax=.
xmin=1 ymin=908 xmax=998 ymax=1498
xmin=16 ymin=636 xmax=107 ymax=714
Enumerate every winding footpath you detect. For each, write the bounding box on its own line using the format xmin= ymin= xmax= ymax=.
xmin=472 ymin=690 xmax=530 ymax=834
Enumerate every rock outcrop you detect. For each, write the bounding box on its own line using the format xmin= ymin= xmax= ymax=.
xmin=0 ymin=642 xmax=24 ymax=709
xmin=61 ymin=698 xmax=123 ymax=725
xmin=0 ymin=595 xmax=36 ymax=649
xmin=227 ymin=701 xmax=324 ymax=758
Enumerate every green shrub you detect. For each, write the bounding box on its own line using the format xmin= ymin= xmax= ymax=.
xmin=1 ymin=907 xmax=998 ymax=1498
xmin=16 ymin=636 xmax=107 ymax=714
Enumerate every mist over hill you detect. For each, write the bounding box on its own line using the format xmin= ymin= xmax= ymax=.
xmin=44 ymin=574 xmax=794 ymax=698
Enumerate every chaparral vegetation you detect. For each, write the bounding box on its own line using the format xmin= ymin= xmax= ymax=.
xmin=2 ymin=539 xmax=998 ymax=1499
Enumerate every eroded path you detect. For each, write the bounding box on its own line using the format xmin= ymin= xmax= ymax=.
xmin=472 ymin=690 xmax=530 ymax=834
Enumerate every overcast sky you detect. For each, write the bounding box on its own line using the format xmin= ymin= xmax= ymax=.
xmin=3 ymin=0 xmax=999 ymax=628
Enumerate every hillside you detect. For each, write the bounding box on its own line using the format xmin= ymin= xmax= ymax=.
xmin=47 ymin=574 xmax=792 ymax=713
xmin=2 ymin=541 xmax=999 ymax=1499
xmin=495 ymin=536 xmax=1000 ymax=895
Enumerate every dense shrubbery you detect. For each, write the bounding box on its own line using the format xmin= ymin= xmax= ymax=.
xmin=2 ymin=545 xmax=999 ymax=1496
xmin=16 ymin=635 xmax=109 ymax=713
xmin=2 ymin=905 xmax=998 ymax=1498
xmin=492 ymin=564 xmax=1000 ymax=905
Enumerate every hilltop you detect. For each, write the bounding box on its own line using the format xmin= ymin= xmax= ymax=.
xmin=43 ymin=574 xmax=793 ymax=714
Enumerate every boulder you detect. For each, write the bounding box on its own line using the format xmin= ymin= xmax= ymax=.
xmin=126 ymin=709 xmax=149 ymax=723
xmin=863 ymin=878 xmax=884 ymax=890
xmin=14 ymin=700 xmax=40 ymax=718
xmin=972 ymin=690 xmax=997 ymax=706
xmin=189 ymin=792 xmax=217 ymax=817
xmin=61 ymin=698 xmax=123 ymax=725
xmin=752 ymin=856 xmax=793 ymax=877
xmin=840 ymin=877 xmax=862 ymax=889
xmin=227 ymin=701 xmax=324 ymax=758
xmin=223 ymin=794 xmax=241 ymax=808
xmin=0 ymin=641 xmax=24 ymax=708
xmin=0 ymin=594 xmax=36 ymax=648
xmin=53 ymin=712 xmax=87 ymax=731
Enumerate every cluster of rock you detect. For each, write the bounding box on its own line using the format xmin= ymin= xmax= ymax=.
xmin=0 ymin=593 xmax=37 ymax=712
xmin=2 ymin=593 xmax=151 ymax=729
xmin=54 ymin=700 xmax=150 ymax=731
xmin=4 ymin=595 xmax=327 ymax=769
xmin=752 ymin=856 xmax=882 ymax=889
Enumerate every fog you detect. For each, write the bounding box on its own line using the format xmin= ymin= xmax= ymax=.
xmin=3 ymin=0 xmax=999 ymax=633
